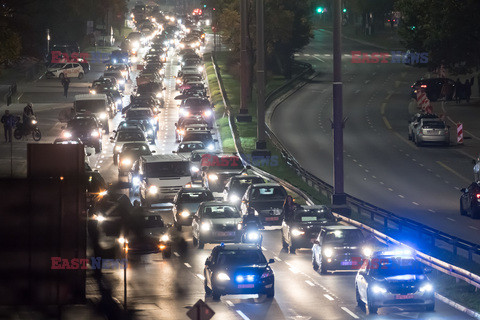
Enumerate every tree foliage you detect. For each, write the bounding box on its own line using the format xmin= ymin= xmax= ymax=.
xmin=396 ymin=0 xmax=480 ymax=74
xmin=0 ymin=28 xmax=22 ymax=64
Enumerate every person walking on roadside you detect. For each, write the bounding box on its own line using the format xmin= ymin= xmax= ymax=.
xmin=454 ymin=78 xmax=464 ymax=104
xmin=1 ymin=110 xmax=15 ymax=142
xmin=465 ymin=79 xmax=473 ymax=103
xmin=282 ymin=195 xmax=301 ymax=221
xmin=61 ymin=75 xmax=70 ymax=98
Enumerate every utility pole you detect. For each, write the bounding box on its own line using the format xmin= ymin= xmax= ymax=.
xmin=331 ymin=0 xmax=349 ymax=214
xmin=252 ymin=0 xmax=270 ymax=157
xmin=237 ymin=0 xmax=252 ymax=122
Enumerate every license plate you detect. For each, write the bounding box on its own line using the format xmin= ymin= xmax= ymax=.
xmin=341 ymin=261 xmax=354 ymax=266
xmin=265 ymin=217 xmax=279 ymax=221
xmin=238 ymin=284 xmax=254 ymax=289
xmin=215 ymin=231 xmax=234 ymax=237
xmin=396 ymin=294 xmax=414 ymax=300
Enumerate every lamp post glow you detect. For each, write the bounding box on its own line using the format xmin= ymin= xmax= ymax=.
xmin=47 ymin=29 xmax=50 ymax=53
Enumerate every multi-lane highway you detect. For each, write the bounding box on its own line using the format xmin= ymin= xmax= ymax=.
xmin=271 ymin=29 xmax=480 ymax=245
xmin=0 ymin=24 xmax=475 ymax=320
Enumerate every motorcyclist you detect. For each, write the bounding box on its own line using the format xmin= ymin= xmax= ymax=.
xmin=242 ymin=207 xmax=263 ymax=229
xmin=241 ymin=208 xmax=263 ymax=245
xmin=22 ymin=103 xmax=35 ymax=133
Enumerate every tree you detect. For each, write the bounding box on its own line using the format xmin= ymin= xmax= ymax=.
xmin=396 ymin=0 xmax=480 ymax=74
xmin=0 ymin=28 xmax=22 ymax=65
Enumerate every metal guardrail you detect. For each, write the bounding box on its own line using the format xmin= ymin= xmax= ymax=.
xmin=210 ymin=52 xmax=480 ymax=291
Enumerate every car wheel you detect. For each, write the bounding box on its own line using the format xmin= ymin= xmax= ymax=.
xmin=266 ymin=284 xmax=275 ymax=298
xmin=356 ymin=286 xmax=364 ymax=307
xmin=426 ymin=303 xmax=435 ymax=311
xmin=312 ymin=254 xmax=319 ymax=271
xmin=281 ymin=234 xmax=288 ymax=251
xmin=192 ymin=236 xmax=198 ymax=247
xmin=78 ymin=72 xmax=84 ymax=79
xmin=198 ymin=237 xmax=205 ymax=249
xmin=320 ymin=257 xmax=328 ymax=274
xmin=289 ymin=244 xmax=296 ymax=254
xmin=212 ymin=289 xmax=221 ymax=301
xmin=175 ymin=222 xmax=182 ymax=232
xmin=460 ymin=200 xmax=467 ymax=216
xmin=471 ymin=206 xmax=480 ymax=219
xmin=162 ymin=248 xmax=172 ymax=259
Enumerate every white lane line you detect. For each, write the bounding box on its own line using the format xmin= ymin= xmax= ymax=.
xmin=196 ymin=274 xmax=205 ymax=281
xmin=469 ymin=226 xmax=479 ymax=230
xmin=380 ymin=181 xmax=384 ymax=185
xmin=274 ymin=257 xmax=282 ymax=261
xmin=225 ymin=300 xmax=234 ymax=307
xmin=454 ymin=186 xmax=460 ymax=190
xmin=398 ymin=195 xmax=405 ymax=198
xmin=236 ymin=310 xmax=250 ymax=320
xmin=341 ymin=307 xmax=359 ymax=319
xmin=173 ymin=252 xmax=180 ymax=257
xmin=428 ymin=209 xmax=435 ymax=213
xmin=372 ymin=175 xmax=377 ymax=179
xmin=387 ymin=188 xmax=393 ymax=191
xmin=184 ymin=263 xmax=192 ymax=268
xmin=447 ymin=218 xmax=455 ymax=222
xmin=324 ymin=294 xmax=334 ymax=301
xmin=261 ymin=246 xmax=267 ymax=251
xmin=305 ymin=280 xmax=315 ymax=287
xmin=412 ymin=202 xmax=419 ymax=206
xmin=284 ymin=261 xmax=292 ymax=267
xmin=419 ymin=163 xmax=424 ymax=166
xmin=289 ymin=267 xmax=300 ymax=274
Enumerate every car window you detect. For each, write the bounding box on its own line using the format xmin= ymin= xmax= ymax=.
xmin=143 ymin=215 xmax=164 ymax=228
xmin=323 ymin=229 xmax=364 ymax=245
xmin=422 ymin=121 xmax=445 ymax=129
xmin=117 ymin=131 xmax=144 ymax=141
xmin=179 ymin=191 xmax=213 ymax=203
xmin=69 ymin=118 xmax=96 ymax=127
xmin=369 ymin=257 xmax=425 ymax=277
xmin=293 ymin=209 xmax=335 ymax=222
xmin=179 ymin=142 xmax=204 ymax=152
xmin=216 ymin=250 xmax=266 ymax=266
xmin=202 ymin=205 xmax=240 ymax=218
xmin=251 ymin=187 xmax=286 ymax=200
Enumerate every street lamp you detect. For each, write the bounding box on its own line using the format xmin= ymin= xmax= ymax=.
xmin=47 ymin=29 xmax=50 ymax=53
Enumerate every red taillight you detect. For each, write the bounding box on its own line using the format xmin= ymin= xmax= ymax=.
xmin=420 ymin=85 xmax=427 ymax=88
xmin=476 ymin=194 xmax=480 ymax=199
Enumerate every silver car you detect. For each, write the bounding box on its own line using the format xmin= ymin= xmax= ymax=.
xmin=407 ymin=113 xmax=438 ymax=140
xmin=412 ymin=118 xmax=450 ymax=146
xmin=192 ymin=201 xmax=242 ymax=249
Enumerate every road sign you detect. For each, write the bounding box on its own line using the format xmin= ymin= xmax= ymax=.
xmin=187 ymin=299 xmax=215 ymax=320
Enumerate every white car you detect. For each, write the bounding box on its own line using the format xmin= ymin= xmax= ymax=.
xmin=46 ymin=63 xmax=85 ymax=79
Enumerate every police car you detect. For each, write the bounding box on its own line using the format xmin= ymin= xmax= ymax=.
xmin=355 ymin=249 xmax=435 ymax=314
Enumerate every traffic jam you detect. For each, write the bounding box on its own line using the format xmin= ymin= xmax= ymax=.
xmin=49 ymin=5 xmax=442 ymax=318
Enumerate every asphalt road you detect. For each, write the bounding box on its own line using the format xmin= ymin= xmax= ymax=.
xmin=0 ymin=30 xmax=474 ymax=319
xmin=271 ymin=29 xmax=480 ymax=246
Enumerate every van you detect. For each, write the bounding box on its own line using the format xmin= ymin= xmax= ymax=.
xmin=74 ymin=94 xmax=111 ymax=133
xmin=137 ymin=154 xmax=192 ymax=205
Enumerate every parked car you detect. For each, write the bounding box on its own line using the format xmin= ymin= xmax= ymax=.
xmin=412 ymin=118 xmax=450 ymax=146
xmin=46 ymin=63 xmax=84 ymax=79
xmin=460 ymin=182 xmax=480 ymax=218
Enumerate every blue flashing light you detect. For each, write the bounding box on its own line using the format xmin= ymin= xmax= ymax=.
xmin=236 ymin=275 xmax=244 ymax=283
xmin=220 ymin=242 xmax=225 ymax=247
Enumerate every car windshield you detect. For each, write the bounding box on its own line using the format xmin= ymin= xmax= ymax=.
xmin=216 ymin=250 xmax=266 ymax=266
xmin=231 ymin=177 xmax=265 ymax=193
xmin=117 ymin=131 xmax=144 ymax=142
xmin=49 ymin=63 xmax=65 ymax=69
xmin=251 ymin=187 xmax=286 ymax=200
xmin=75 ymin=100 xmax=106 ymax=113
xmin=323 ymin=229 xmax=364 ymax=245
xmin=178 ymin=143 xmax=204 ymax=152
xmin=294 ymin=209 xmax=335 ymax=222
xmin=143 ymin=215 xmax=165 ymax=228
xmin=69 ymin=118 xmax=96 ymax=128
xmin=122 ymin=143 xmax=150 ymax=153
xmin=202 ymin=205 xmax=241 ymax=218
xmin=179 ymin=191 xmax=213 ymax=203
xmin=183 ymin=133 xmax=212 ymax=143
xmin=422 ymin=121 xmax=445 ymax=129
xmin=184 ymin=99 xmax=210 ymax=107
xmin=127 ymin=109 xmax=152 ymax=118
xmin=370 ymin=257 xmax=425 ymax=277
xmin=144 ymin=161 xmax=191 ymax=177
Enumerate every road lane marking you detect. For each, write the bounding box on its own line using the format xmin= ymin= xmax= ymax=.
xmin=225 ymin=300 xmax=234 ymax=307
xmin=381 ymin=103 xmax=386 ymax=115
xmin=447 ymin=218 xmax=455 ymax=222
xmin=196 ymin=274 xmax=205 ymax=281
xmin=469 ymin=226 xmax=479 ymax=230
xmin=236 ymin=310 xmax=250 ymax=320
xmin=412 ymin=202 xmax=419 ymax=206
xmin=305 ymin=280 xmax=315 ymax=287
xmin=324 ymin=294 xmax=334 ymax=301
xmin=274 ymin=257 xmax=282 ymax=261
xmin=387 ymin=188 xmax=393 ymax=191
xmin=383 ymin=116 xmax=392 ymax=130
xmin=184 ymin=263 xmax=191 ymax=268
xmin=341 ymin=307 xmax=359 ymax=319
xmin=436 ymin=161 xmax=470 ymax=183
xmin=289 ymin=267 xmax=300 ymax=274
xmin=173 ymin=252 xmax=180 ymax=257
xmin=261 ymin=246 xmax=267 ymax=251
xmin=398 ymin=195 xmax=404 ymax=198
xmin=428 ymin=209 xmax=435 ymax=213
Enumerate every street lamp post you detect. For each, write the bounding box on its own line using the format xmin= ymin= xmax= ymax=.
xmin=47 ymin=29 xmax=50 ymax=53
xmin=237 ymin=0 xmax=252 ymax=122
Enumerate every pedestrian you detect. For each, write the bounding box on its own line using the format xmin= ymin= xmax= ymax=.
xmin=454 ymin=78 xmax=464 ymax=104
xmin=465 ymin=79 xmax=473 ymax=103
xmin=282 ymin=195 xmax=301 ymax=221
xmin=61 ymin=75 xmax=70 ymax=98
xmin=1 ymin=110 xmax=15 ymax=142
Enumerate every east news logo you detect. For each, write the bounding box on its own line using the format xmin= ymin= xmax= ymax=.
xmin=351 ymin=51 xmax=428 ymax=64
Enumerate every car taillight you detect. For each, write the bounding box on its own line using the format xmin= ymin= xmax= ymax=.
xmin=420 ymin=84 xmax=427 ymax=88
xmin=476 ymin=194 xmax=480 ymax=199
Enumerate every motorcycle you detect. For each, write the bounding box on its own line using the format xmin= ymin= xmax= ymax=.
xmin=14 ymin=115 xmax=42 ymax=141
xmin=241 ymin=221 xmax=263 ymax=246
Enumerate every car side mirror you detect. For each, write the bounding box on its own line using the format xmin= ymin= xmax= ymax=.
xmin=461 ymin=188 xmax=467 ymax=193
xmin=172 ymin=151 xmax=176 ymax=153
xmin=110 ymin=137 xmax=114 ymax=142
xmin=151 ymin=150 xmax=156 ymax=153
xmin=268 ymin=258 xmax=275 ymax=264
xmin=86 ymin=152 xmax=92 ymax=157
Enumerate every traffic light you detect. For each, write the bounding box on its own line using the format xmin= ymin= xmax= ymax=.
xmin=343 ymin=8 xmax=347 ymax=13
xmin=204 ymin=4 xmax=206 ymax=8
xmin=316 ymin=7 xmax=324 ymax=14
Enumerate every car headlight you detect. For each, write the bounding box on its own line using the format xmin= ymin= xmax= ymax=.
xmin=247 ymin=232 xmax=259 ymax=240
xmin=89 ymin=90 xmax=96 ymax=94
xmin=31 ymin=119 xmax=37 ymax=125
xmin=116 ymin=99 xmax=122 ymax=106
xmin=63 ymin=131 xmax=72 ymax=138
xmin=371 ymin=285 xmax=387 ymax=294
xmin=99 ymin=112 xmax=107 ymax=119
xmin=217 ymin=272 xmax=230 ymax=281
xmin=176 ymin=79 xmax=182 ymax=84
xmin=92 ymin=214 xmax=105 ymax=222
xmin=132 ymin=176 xmax=141 ymax=186
xmin=147 ymin=129 xmax=153 ymax=135
xmin=323 ymin=247 xmax=334 ymax=258
xmin=420 ymin=283 xmax=434 ymax=293
xmin=237 ymin=223 xmax=243 ymax=230
xmin=119 ymin=79 xmax=125 ymax=85
xmin=120 ymin=158 xmax=132 ymax=166
xmin=198 ymin=66 xmax=204 ymax=72
xmin=191 ymin=166 xmax=199 ymax=173
xmin=117 ymin=237 xmax=128 ymax=244
xmin=121 ymin=71 xmax=127 ymax=77
xmin=200 ymin=222 xmax=211 ymax=231
xmin=132 ymin=41 xmax=139 ymax=48
xmin=208 ymin=173 xmax=218 ymax=181
xmin=91 ymin=130 xmax=100 ymax=137
xmin=160 ymin=234 xmax=169 ymax=242
xmin=229 ymin=194 xmax=240 ymax=203
xmin=362 ymin=246 xmax=373 ymax=257
xmin=291 ymin=228 xmax=305 ymax=237
xmin=148 ymin=185 xmax=158 ymax=194
xmin=207 ymin=144 xmax=214 ymax=151
xmin=203 ymin=109 xmax=212 ymax=117
xmin=149 ymin=119 xmax=156 ymax=125
xmin=156 ymin=92 xmax=162 ymax=98
xmin=180 ymin=210 xmax=190 ymax=217
xmin=115 ymin=146 xmax=122 ymax=152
